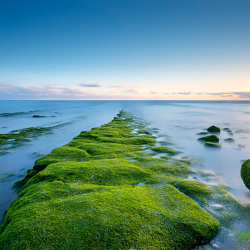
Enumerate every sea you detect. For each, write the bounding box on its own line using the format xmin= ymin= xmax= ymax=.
xmin=0 ymin=100 xmax=249 ymax=249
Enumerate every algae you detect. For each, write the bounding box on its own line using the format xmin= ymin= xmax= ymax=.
xmin=207 ymin=125 xmax=221 ymax=133
xmin=0 ymin=126 xmax=52 ymax=153
xmin=151 ymin=146 xmax=180 ymax=156
xmin=1 ymin=110 xmax=238 ymax=249
xmin=0 ymin=110 xmax=38 ymax=117
xmin=198 ymin=135 xmax=219 ymax=143
xmin=204 ymin=142 xmax=221 ymax=148
xmin=241 ymin=159 xmax=250 ymax=190
xmin=233 ymin=231 xmax=250 ymax=249
xmin=0 ymin=120 xmax=80 ymax=154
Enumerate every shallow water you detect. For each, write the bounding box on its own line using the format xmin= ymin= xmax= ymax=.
xmin=125 ymin=101 xmax=250 ymax=204
xmin=0 ymin=100 xmax=249 ymax=248
xmin=0 ymin=100 xmax=126 ymax=222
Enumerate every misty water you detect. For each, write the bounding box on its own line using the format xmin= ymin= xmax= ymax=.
xmin=0 ymin=100 xmax=249 ymax=249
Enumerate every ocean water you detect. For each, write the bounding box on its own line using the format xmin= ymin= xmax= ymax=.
xmin=0 ymin=100 xmax=249 ymax=248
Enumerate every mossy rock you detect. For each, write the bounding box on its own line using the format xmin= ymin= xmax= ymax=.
xmin=0 ymin=126 xmax=53 ymax=150
xmin=204 ymin=142 xmax=221 ymax=148
xmin=152 ymin=146 xmax=180 ymax=155
xmin=241 ymin=159 xmax=250 ymax=190
xmin=170 ymin=179 xmax=212 ymax=203
xmin=0 ymin=185 xmax=219 ymax=249
xmin=198 ymin=135 xmax=219 ymax=143
xmin=224 ymin=138 xmax=235 ymax=143
xmin=207 ymin=125 xmax=220 ymax=133
xmin=0 ymin=112 xmax=222 ymax=249
xmin=34 ymin=146 xmax=91 ymax=170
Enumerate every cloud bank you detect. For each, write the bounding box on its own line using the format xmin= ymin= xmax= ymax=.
xmin=1 ymin=82 xmax=250 ymax=100
xmin=0 ymin=83 xmax=90 ymax=100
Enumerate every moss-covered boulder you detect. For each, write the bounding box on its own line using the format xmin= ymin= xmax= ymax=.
xmin=0 ymin=111 xmax=221 ymax=249
xmin=207 ymin=125 xmax=220 ymax=133
xmin=241 ymin=159 xmax=250 ymax=190
xmin=198 ymin=135 xmax=219 ymax=143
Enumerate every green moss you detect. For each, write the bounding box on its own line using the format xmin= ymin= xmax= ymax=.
xmin=146 ymin=163 xmax=190 ymax=178
xmin=169 ymin=179 xmax=212 ymax=204
xmin=27 ymin=159 xmax=153 ymax=187
xmin=206 ymin=185 xmax=243 ymax=227
xmin=34 ymin=146 xmax=91 ymax=170
xmin=233 ymin=231 xmax=250 ymax=249
xmin=0 ymin=126 xmax=53 ymax=151
xmin=204 ymin=142 xmax=221 ymax=148
xmin=207 ymin=125 xmax=221 ymax=133
xmin=198 ymin=135 xmax=219 ymax=143
xmin=137 ymin=129 xmax=147 ymax=134
xmin=0 ymin=111 xmax=32 ymax=117
xmin=241 ymin=159 xmax=250 ymax=190
xmin=68 ymin=141 xmax=139 ymax=159
xmin=0 ymin=112 xmax=224 ymax=249
xmin=152 ymin=146 xmax=180 ymax=155
xmin=0 ymin=185 xmax=219 ymax=250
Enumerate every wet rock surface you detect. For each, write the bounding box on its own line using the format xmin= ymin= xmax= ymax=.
xmin=207 ymin=126 xmax=221 ymax=133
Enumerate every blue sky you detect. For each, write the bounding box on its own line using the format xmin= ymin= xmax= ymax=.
xmin=1 ymin=0 xmax=250 ymax=100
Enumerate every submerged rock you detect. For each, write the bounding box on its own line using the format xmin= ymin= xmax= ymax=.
xmin=32 ymin=115 xmax=45 ymax=118
xmin=207 ymin=126 xmax=221 ymax=133
xmin=224 ymin=138 xmax=235 ymax=143
xmin=237 ymin=144 xmax=246 ymax=149
xmin=0 ymin=173 xmax=15 ymax=182
xmin=197 ymin=132 xmax=208 ymax=135
xmin=223 ymin=128 xmax=232 ymax=132
xmin=241 ymin=159 xmax=250 ymax=190
xmin=198 ymin=135 xmax=219 ymax=143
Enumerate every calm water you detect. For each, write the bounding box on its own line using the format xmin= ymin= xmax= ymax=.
xmin=0 ymin=100 xmax=249 ymax=248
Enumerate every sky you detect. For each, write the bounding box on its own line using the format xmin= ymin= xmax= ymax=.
xmin=0 ymin=0 xmax=250 ymax=100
